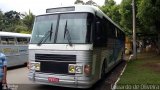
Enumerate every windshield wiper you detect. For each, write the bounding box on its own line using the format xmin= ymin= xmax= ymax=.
xmin=49 ymin=23 xmax=53 ymax=41
xmin=37 ymin=23 xmax=53 ymax=46
xmin=64 ymin=20 xmax=72 ymax=46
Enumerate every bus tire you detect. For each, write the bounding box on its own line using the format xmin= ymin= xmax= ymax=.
xmin=101 ymin=61 xmax=105 ymax=79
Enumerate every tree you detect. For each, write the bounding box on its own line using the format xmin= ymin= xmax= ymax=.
xmin=14 ymin=25 xmax=28 ymax=33
xmin=0 ymin=10 xmax=35 ymax=33
xmin=105 ymin=0 xmax=115 ymax=6
xmin=22 ymin=10 xmax=35 ymax=33
xmin=0 ymin=10 xmax=5 ymax=31
xmin=100 ymin=0 xmax=121 ymax=25
xmin=74 ymin=0 xmax=84 ymax=5
xmin=85 ymin=0 xmax=98 ymax=6
xmin=119 ymin=0 xmax=132 ymax=35
xmin=4 ymin=10 xmax=21 ymax=25
xmin=74 ymin=0 xmax=98 ymax=6
xmin=3 ymin=10 xmax=22 ymax=32
xmin=137 ymin=0 xmax=160 ymax=34
xmin=137 ymin=0 xmax=160 ymax=50
xmin=104 ymin=0 xmax=108 ymax=5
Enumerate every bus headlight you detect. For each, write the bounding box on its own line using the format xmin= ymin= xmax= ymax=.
xmin=68 ymin=64 xmax=75 ymax=73
xmin=29 ymin=62 xmax=40 ymax=71
xmin=75 ymin=66 xmax=83 ymax=74
xmin=68 ymin=64 xmax=83 ymax=74
xmin=35 ymin=62 xmax=40 ymax=71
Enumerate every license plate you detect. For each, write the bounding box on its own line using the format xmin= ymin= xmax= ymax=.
xmin=48 ymin=77 xmax=59 ymax=83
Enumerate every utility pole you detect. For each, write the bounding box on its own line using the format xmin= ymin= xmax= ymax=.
xmin=132 ymin=0 xmax=136 ymax=59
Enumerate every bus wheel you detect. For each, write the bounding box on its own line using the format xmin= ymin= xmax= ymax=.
xmin=101 ymin=62 xmax=105 ymax=78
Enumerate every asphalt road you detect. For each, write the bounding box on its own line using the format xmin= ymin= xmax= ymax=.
xmin=6 ymin=61 xmax=126 ymax=90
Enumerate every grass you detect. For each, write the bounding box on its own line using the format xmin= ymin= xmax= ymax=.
xmin=118 ymin=52 xmax=160 ymax=84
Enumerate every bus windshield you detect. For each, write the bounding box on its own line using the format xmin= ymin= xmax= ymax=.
xmin=30 ymin=13 xmax=93 ymax=44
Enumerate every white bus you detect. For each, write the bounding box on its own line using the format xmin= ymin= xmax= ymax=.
xmin=0 ymin=31 xmax=31 ymax=67
xmin=28 ymin=5 xmax=125 ymax=88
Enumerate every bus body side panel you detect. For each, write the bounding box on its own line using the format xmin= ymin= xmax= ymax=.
xmin=92 ymin=47 xmax=103 ymax=80
xmin=93 ymin=37 xmax=125 ymax=80
xmin=0 ymin=45 xmax=28 ymax=67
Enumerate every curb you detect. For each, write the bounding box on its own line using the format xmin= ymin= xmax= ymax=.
xmin=112 ymin=62 xmax=127 ymax=90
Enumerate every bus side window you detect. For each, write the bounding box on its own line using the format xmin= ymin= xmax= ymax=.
xmin=8 ymin=37 xmax=15 ymax=45
xmin=102 ymin=17 xmax=108 ymax=43
xmin=17 ymin=38 xmax=23 ymax=44
xmin=108 ymin=23 xmax=116 ymax=38
xmin=1 ymin=37 xmax=7 ymax=45
xmin=94 ymin=16 xmax=102 ymax=47
xmin=23 ymin=38 xmax=28 ymax=44
xmin=28 ymin=38 xmax=30 ymax=44
xmin=94 ymin=16 xmax=107 ymax=47
xmin=17 ymin=37 xmax=29 ymax=45
xmin=1 ymin=36 xmax=15 ymax=45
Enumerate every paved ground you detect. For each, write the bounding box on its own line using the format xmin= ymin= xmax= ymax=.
xmin=6 ymin=60 xmax=126 ymax=90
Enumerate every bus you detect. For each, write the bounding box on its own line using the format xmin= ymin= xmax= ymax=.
xmin=28 ymin=5 xmax=125 ymax=88
xmin=0 ymin=31 xmax=31 ymax=67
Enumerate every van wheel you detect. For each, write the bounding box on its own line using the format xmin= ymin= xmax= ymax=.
xmin=24 ymin=62 xmax=28 ymax=67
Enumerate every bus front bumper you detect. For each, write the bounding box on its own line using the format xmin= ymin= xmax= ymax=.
xmin=28 ymin=72 xmax=95 ymax=88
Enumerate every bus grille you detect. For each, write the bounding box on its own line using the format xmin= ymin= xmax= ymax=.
xmin=35 ymin=54 xmax=76 ymax=61
xmin=35 ymin=54 xmax=76 ymax=74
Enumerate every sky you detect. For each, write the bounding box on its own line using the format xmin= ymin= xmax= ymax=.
xmin=0 ymin=0 xmax=122 ymax=15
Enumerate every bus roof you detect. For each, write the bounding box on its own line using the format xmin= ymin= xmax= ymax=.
xmin=45 ymin=5 xmax=123 ymax=32
xmin=0 ymin=31 xmax=31 ymax=37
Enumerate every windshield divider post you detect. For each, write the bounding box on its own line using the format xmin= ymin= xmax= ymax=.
xmin=54 ymin=14 xmax=60 ymax=43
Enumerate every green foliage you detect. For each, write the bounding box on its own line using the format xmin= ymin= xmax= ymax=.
xmin=4 ymin=10 xmax=21 ymax=25
xmin=22 ymin=11 xmax=35 ymax=33
xmin=137 ymin=0 xmax=160 ymax=33
xmin=85 ymin=0 xmax=98 ymax=6
xmin=74 ymin=0 xmax=84 ymax=4
xmin=105 ymin=0 xmax=115 ymax=6
xmin=119 ymin=0 xmax=132 ymax=35
xmin=0 ymin=10 xmax=5 ymax=31
xmin=75 ymin=0 xmax=98 ymax=6
xmin=100 ymin=0 xmax=121 ymax=27
xmin=0 ymin=10 xmax=34 ymax=34
xmin=14 ymin=25 xmax=28 ymax=33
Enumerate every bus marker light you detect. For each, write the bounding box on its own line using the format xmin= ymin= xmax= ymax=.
xmin=84 ymin=64 xmax=91 ymax=75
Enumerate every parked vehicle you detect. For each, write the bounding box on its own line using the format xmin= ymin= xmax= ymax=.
xmin=0 ymin=31 xmax=31 ymax=67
